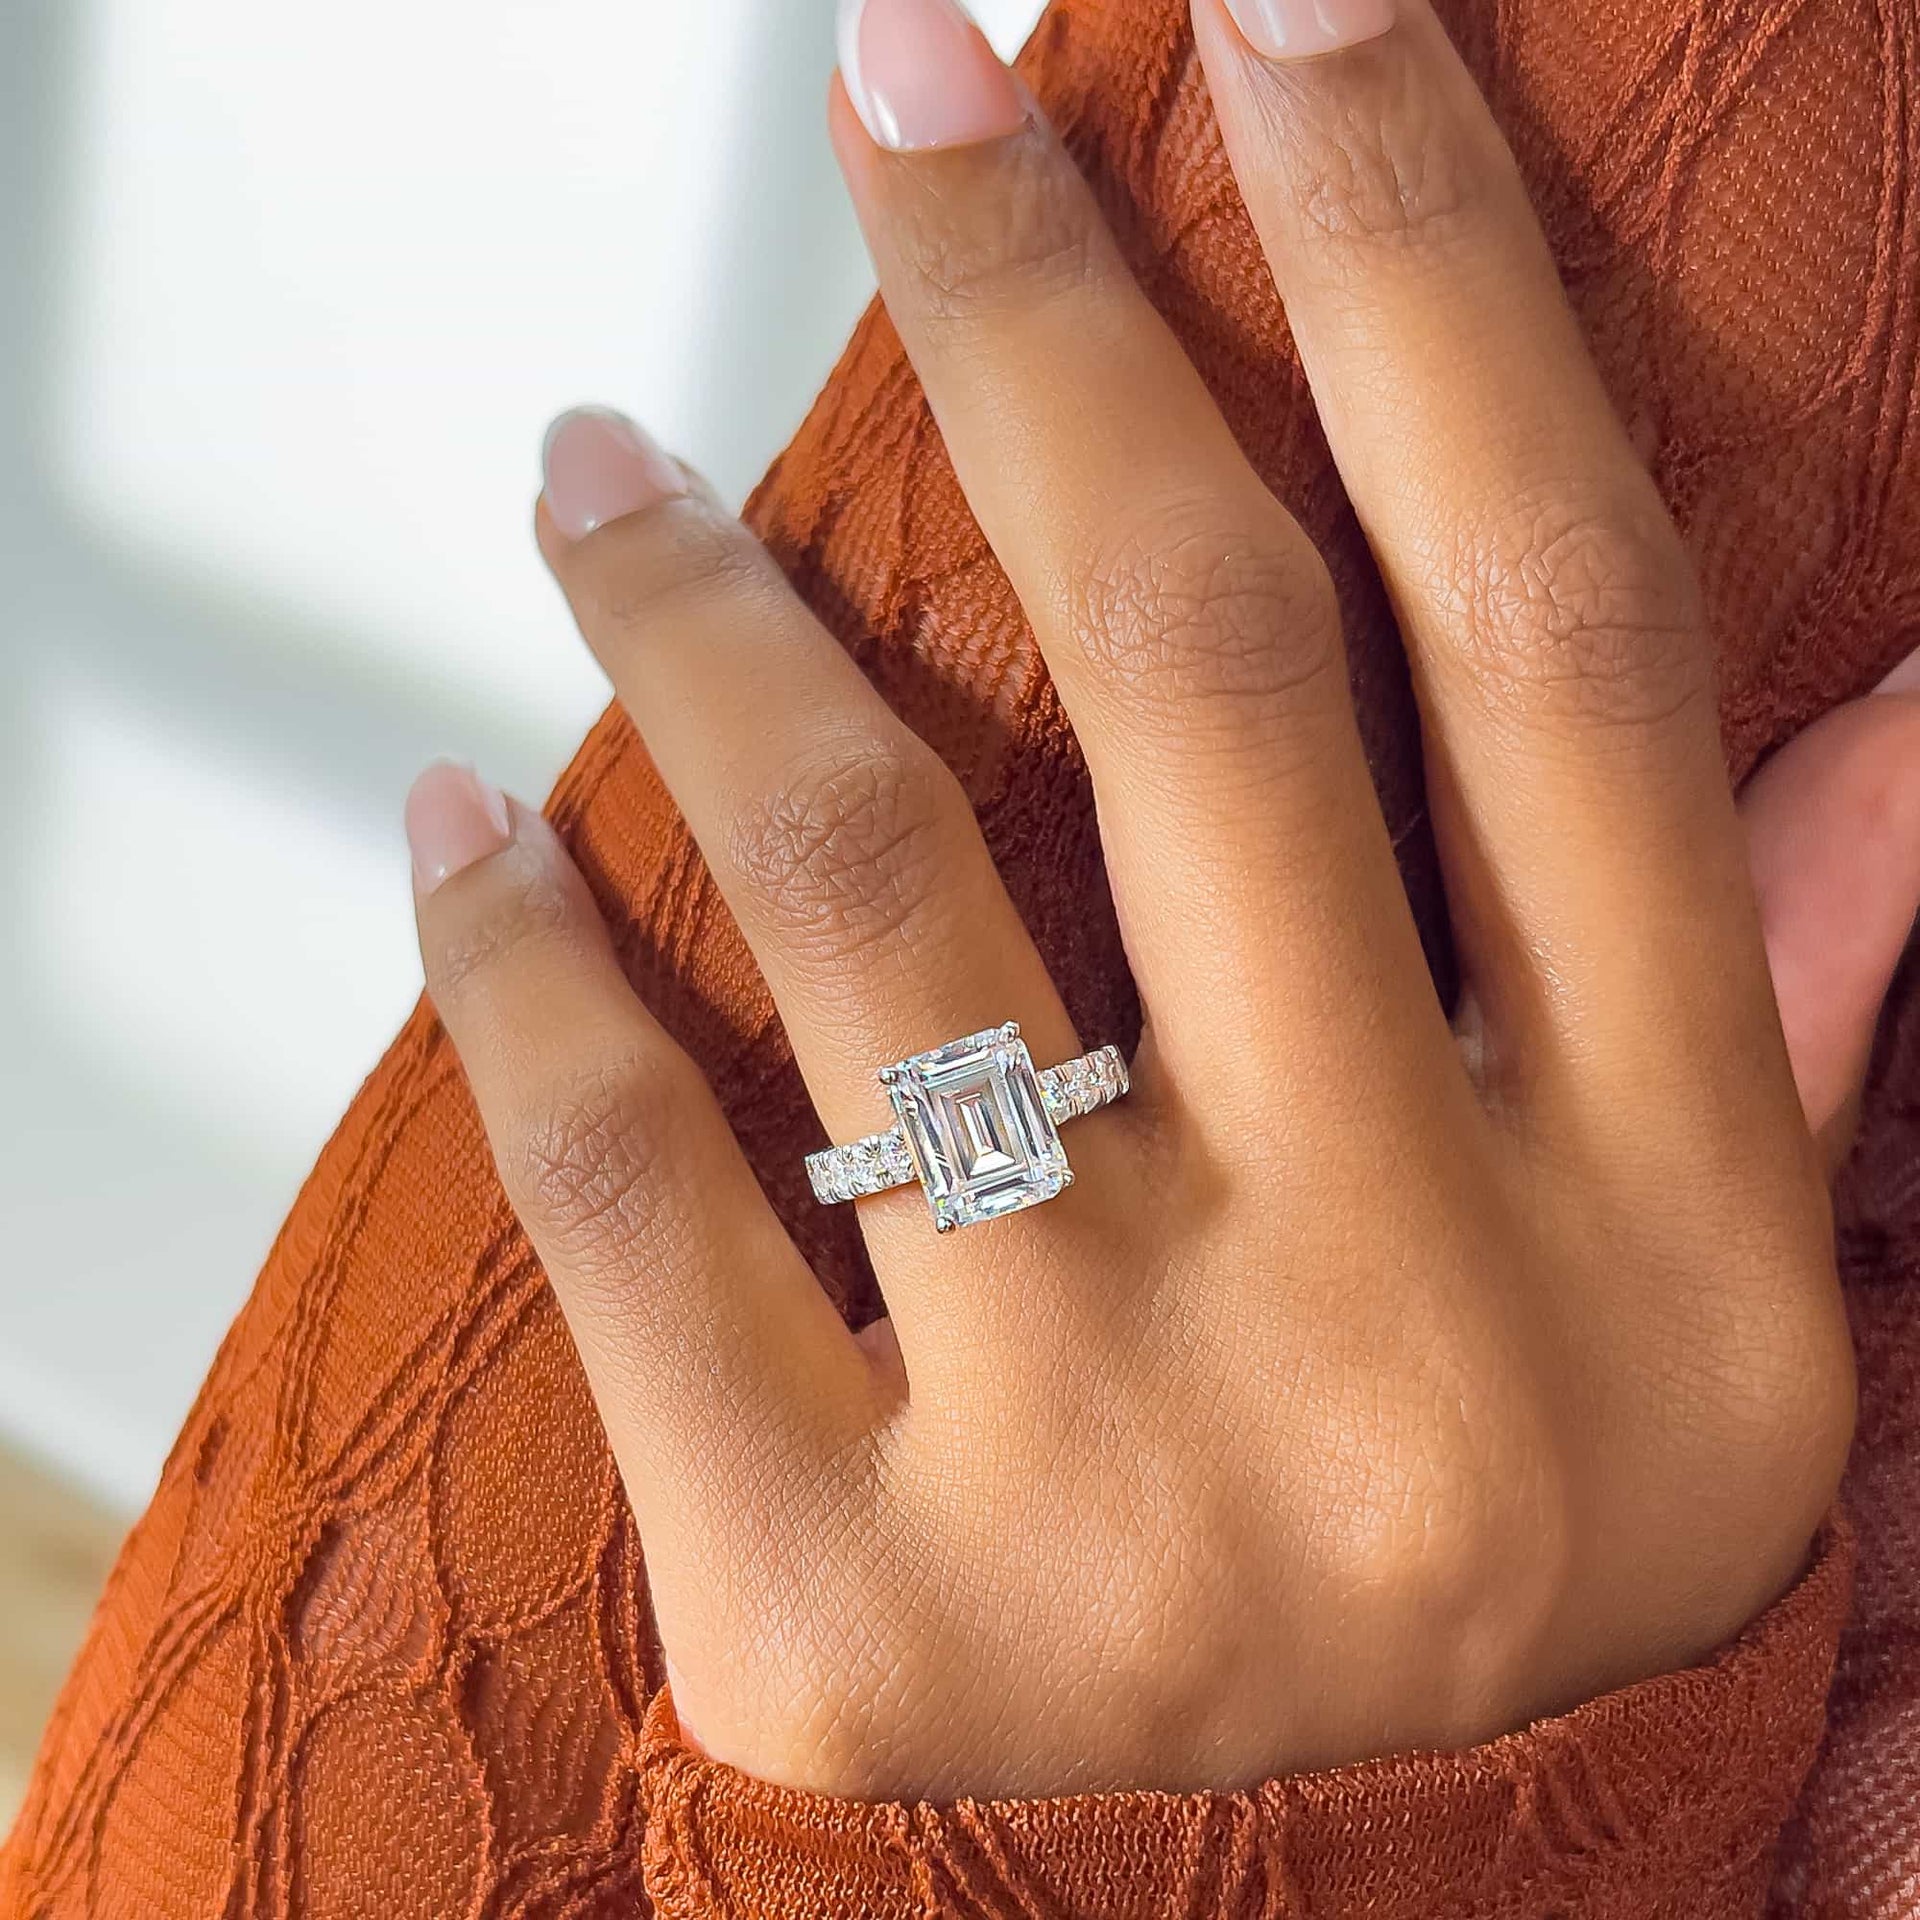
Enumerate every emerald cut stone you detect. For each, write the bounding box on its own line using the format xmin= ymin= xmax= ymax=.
xmin=882 ymin=1024 xmax=1069 ymax=1232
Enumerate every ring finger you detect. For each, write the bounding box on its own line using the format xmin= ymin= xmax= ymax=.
xmin=537 ymin=410 xmax=1112 ymax=1343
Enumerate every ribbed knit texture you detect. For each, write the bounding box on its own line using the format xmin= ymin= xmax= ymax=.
xmin=4 ymin=0 xmax=1917 ymax=1912
xmin=637 ymin=1535 xmax=1850 ymax=1919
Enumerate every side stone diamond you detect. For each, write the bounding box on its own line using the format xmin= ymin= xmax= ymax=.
xmin=806 ymin=1128 xmax=917 ymax=1205
xmin=1040 ymin=1045 xmax=1130 ymax=1124
xmin=877 ymin=1131 xmax=915 ymax=1185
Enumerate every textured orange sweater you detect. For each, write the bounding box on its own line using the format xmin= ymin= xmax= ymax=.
xmin=5 ymin=0 xmax=1919 ymax=1913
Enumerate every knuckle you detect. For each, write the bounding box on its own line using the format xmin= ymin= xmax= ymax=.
xmin=1748 ymin=1341 xmax=1856 ymax=1510
xmin=887 ymin=134 xmax=1110 ymax=324
xmin=509 ymin=1055 xmax=693 ymax=1282
xmin=1689 ymin=1247 xmax=1857 ymax=1520
xmin=1314 ymin=1357 xmax=1572 ymax=1652
xmin=1434 ymin=483 xmax=1710 ymax=731
xmin=1073 ymin=493 xmax=1346 ymax=729
xmin=728 ymin=737 xmax=960 ymax=964
xmin=431 ymin=856 xmax=579 ymax=1006
xmin=1270 ymin=59 xmax=1494 ymax=256
xmin=1768 ymin=1342 xmax=1858 ymax=1523
xmin=592 ymin=501 xmax=788 ymax=638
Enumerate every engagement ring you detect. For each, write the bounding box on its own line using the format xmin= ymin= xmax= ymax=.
xmin=806 ymin=1023 xmax=1129 ymax=1232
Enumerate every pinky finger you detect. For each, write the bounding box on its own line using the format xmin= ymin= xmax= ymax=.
xmin=405 ymin=762 xmax=874 ymax=1522
xmin=1743 ymin=662 xmax=1920 ymax=1170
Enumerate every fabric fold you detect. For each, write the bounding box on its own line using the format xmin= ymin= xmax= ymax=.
xmin=634 ymin=1525 xmax=1853 ymax=1919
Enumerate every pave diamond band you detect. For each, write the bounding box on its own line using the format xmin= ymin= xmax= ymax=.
xmin=806 ymin=1025 xmax=1130 ymax=1232
xmin=1038 ymin=1047 xmax=1131 ymax=1125
xmin=806 ymin=1127 xmax=920 ymax=1207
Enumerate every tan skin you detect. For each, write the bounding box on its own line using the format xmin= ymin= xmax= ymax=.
xmin=404 ymin=1 xmax=1896 ymax=1801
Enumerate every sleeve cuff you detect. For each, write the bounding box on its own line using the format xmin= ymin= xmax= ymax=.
xmin=635 ymin=1519 xmax=1852 ymax=1920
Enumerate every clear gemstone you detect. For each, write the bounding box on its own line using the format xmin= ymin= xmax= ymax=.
xmin=885 ymin=1024 xmax=1069 ymax=1231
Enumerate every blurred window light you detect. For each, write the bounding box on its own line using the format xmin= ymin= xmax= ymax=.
xmin=5 ymin=0 xmax=1046 ymax=1508
xmin=56 ymin=0 xmax=771 ymax=732
xmin=26 ymin=670 xmax=421 ymax=1161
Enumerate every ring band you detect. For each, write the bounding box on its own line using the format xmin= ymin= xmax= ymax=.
xmin=806 ymin=1023 xmax=1130 ymax=1233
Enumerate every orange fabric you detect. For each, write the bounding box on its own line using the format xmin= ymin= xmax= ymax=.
xmin=5 ymin=0 xmax=1918 ymax=1913
xmin=637 ymin=1533 xmax=1853 ymax=1919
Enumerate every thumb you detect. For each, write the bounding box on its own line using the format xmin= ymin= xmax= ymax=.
xmin=1743 ymin=650 xmax=1920 ymax=1172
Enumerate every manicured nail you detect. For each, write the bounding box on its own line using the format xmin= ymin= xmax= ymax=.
xmin=1223 ymin=0 xmax=1396 ymax=59
xmin=838 ymin=0 xmax=1028 ymax=152
xmin=541 ymin=406 xmax=688 ymax=542
xmin=1877 ymin=647 xmax=1920 ymax=697
xmin=406 ymin=762 xmax=513 ymax=894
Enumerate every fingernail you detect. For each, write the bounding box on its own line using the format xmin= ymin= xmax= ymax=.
xmin=541 ymin=406 xmax=688 ymax=542
xmin=1223 ymin=0 xmax=1396 ymax=59
xmin=406 ymin=762 xmax=513 ymax=894
xmin=838 ymin=0 xmax=1028 ymax=152
xmin=1876 ymin=647 xmax=1920 ymax=697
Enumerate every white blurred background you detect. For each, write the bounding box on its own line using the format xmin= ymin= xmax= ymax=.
xmin=0 ymin=0 xmax=1049 ymax=1518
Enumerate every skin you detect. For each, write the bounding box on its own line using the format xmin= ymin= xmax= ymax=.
xmin=409 ymin=1 xmax=1920 ymax=1801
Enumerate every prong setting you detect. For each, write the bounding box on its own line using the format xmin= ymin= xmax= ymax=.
xmin=805 ymin=1035 xmax=1130 ymax=1229
xmin=882 ymin=1026 xmax=1067 ymax=1230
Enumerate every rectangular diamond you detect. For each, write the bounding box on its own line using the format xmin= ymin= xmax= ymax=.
xmin=884 ymin=1024 xmax=1068 ymax=1231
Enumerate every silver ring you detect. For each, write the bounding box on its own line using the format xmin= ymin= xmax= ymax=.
xmin=806 ymin=1023 xmax=1130 ymax=1233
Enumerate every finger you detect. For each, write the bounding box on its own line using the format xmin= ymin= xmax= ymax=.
xmin=1743 ymin=663 xmax=1920 ymax=1170
xmin=537 ymin=407 xmax=1080 ymax=1143
xmin=406 ymin=762 xmax=873 ymax=1527
xmin=536 ymin=409 xmax=1144 ymax=1357
xmin=829 ymin=0 xmax=1454 ymax=1116
xmin=1193 ymin=0 xmax=1780 ymax=1120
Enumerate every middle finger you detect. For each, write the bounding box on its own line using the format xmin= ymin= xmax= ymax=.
xmin=832 ymin=0 xmax=1459 ymax=1117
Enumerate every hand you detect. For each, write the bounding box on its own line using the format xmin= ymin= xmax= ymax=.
xmin=403 ymin=0 xmax=1908 ymax=1803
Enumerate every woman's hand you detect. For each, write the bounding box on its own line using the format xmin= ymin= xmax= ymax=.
xmin=401 ymin=0 xmax=1906 ymax=1803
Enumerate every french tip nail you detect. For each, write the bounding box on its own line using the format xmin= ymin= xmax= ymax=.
xmin=836 ymin=0 xmax=871 ymax=132
xmin=542 ymin=403 xmax=628 ymax=467
xmin=406 ymin=760 xmax=514 ymax=895
xmin=541 ymin=405 xmax=687 ymax=542
xmin=1224 ymin=0 xmax=1397 ymax=60
xmin=835 ymin=0 xmax=1027 ymax=152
